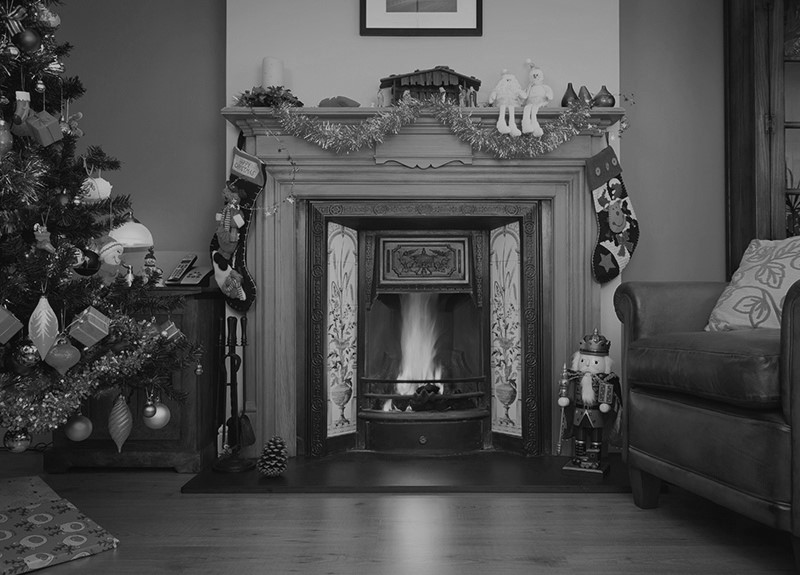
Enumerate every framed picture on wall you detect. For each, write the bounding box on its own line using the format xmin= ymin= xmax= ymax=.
xmin=360 ymin=0 xmax=483 ymax=36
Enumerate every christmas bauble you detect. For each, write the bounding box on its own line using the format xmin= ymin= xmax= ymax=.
xmin=44 ymin=337 xmax=81 ymax=375
xmin=13 ymin=340 xmax=41 ymax=368
xmin=72 ymin=248 xmax=100 ymax=276
xmin=1 ymin=43 xmax=20 ymax=58
xmin=13 ymin=29 xmax=41 ymax=53
xmin=3 ymin=428 xmax=31 ymax=453
xmin=108 ymin=394 xmax=133 ymax=453
xmin=55 ymin=192 xmax=70 ymax=206
xmin=143 ymin=402 xmax=171 ymax=429
xmin=142 ymin=400 xmax=157 ymax=418
xmin=80 ymin=176 xmax=112 ymax=203
xmin=64 ymin=414 xmax=92 ymax=442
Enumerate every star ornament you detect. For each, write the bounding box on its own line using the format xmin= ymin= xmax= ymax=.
xmin=599 ymin=252 xmax=617 ymax=273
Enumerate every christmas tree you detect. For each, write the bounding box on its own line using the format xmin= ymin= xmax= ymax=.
xmin=0 ymin=1 xmax=202 ymax=450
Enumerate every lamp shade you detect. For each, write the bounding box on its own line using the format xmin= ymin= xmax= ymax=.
xmin=109 ymin=218 xmax=153 ymax=248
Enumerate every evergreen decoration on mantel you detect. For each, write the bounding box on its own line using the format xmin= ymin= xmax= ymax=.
xmin=266 ymin=94 xmax=601 ymax=160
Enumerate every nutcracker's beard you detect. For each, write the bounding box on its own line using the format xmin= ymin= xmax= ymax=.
xmin=580 ymin=372 xmax=596 ymax=406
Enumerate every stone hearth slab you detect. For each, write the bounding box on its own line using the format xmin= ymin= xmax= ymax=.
xmin=181 ymin=452 xmax=630 ymax=494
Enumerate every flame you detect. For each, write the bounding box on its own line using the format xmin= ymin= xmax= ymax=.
xmin=384 ymin=293 xmax=443 ymax=411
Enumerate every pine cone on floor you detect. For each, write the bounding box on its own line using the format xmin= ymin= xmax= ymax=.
xmin=257 ymin=436 xmax=288 ymax=478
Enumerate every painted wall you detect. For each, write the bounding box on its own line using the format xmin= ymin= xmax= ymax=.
xmin=226 ymin=0 xmax=620 ymax=135
xmin=52 ymin=1 xmax=725 ymax=288
xmin=56 ymin=0 xmax=226 ymax=272
xmin=619 ymin=0 xmax=725 ymax=282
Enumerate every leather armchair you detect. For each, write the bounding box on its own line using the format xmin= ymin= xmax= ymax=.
xmin=614 ymin=280 xmax=800 ymax=565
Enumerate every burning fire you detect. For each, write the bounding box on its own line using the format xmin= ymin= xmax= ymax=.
xmin=384 ymin=293 xmax=443 ymax=411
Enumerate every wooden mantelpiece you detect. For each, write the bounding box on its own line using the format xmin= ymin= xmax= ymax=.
xmin=223 ymin=106 xmax=624 ymax=458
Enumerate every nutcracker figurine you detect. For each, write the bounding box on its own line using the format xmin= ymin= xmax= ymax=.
xmin=557 ymin=328 xmax=622 ymax=476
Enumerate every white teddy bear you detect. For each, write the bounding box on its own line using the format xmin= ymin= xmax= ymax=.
xmin=489 ymin=70 xmax=527 ymax=137
xmin=521 ymin=60 xmax=553 ymax=137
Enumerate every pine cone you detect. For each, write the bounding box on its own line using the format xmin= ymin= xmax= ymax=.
xmin=257 ymin=436 xmax=288 ymax=477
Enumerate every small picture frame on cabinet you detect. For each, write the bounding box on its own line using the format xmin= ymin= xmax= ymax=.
xmin=360 ymin=0 xmax=482 ymax=36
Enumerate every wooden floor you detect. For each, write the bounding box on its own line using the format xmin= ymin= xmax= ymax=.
xmin=0 ymin=464 xmax=795 ymax=575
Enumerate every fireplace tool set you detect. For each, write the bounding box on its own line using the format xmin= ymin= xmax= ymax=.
xmin=213 ymin=315 xmax=255 ymax=472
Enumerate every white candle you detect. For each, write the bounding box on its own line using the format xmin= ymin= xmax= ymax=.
xmin=262 ymin=57 xmax=284 ymax=88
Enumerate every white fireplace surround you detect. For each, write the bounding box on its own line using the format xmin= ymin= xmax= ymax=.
xmin=223 ymin=106 xmax=623 ymax=456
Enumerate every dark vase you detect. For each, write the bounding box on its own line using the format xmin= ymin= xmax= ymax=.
xmin=592 ymin=85 xmax=616 ymax=107
xmin=561 ymin=82 xmax=579 ymax=107
xmin=578 ymin=85 xmax=593 ymax=105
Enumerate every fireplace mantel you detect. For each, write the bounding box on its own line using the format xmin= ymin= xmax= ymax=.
xmin=223 ymin=105 xmax=624 ymax=457
xmin=223 ymin=106 xmax=624 ymax=169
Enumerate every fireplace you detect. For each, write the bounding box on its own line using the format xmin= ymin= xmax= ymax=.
xmin=223 ymin=105 xmax=623 ymax=458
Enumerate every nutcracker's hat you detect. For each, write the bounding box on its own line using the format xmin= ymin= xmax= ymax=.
xmin=579 ymin=328 xmax=610 ymax=356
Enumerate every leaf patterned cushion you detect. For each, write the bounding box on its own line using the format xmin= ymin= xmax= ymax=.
xmin=706 ymin=237 xmax=800 ymax=331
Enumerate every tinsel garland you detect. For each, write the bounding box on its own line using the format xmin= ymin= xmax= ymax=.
xmin=429 ymin=100 xmax=595 ymax=160
xmin=0 ymin=315 xmax=191 ymax=433
xmin=273 ymin=96 xmax=425 ymax=154
xmin=270 ymin=96 xmax=598 ymax=159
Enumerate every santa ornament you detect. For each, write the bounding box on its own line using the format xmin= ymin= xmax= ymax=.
xmin=586 ymin=147 xmax=639 ymax=283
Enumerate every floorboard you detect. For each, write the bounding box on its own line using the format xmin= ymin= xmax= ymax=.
xmin=1 ymin=454 xmax=796 ymax=574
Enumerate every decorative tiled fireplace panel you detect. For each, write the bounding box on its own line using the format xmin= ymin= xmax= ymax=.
xmin=326 ymin=223 xmax=358 ymax=438
xmin=490 ymin=223 xmax=522 ymax=437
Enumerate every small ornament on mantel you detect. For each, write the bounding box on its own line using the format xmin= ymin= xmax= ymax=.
xmin=520 ymin=60 xmax=554 ymax=137
xmin=489 ymin=69 xmax=527 ymax=137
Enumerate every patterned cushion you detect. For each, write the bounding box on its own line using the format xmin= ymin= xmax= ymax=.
xmin=706 ymin=237 xmax=800 ymax=331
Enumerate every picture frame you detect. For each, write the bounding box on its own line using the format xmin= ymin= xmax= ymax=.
xmin=360 ymin=0 xmax=482 ymax=37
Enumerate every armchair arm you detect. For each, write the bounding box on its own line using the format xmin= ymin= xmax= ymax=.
xmin=613 ymin=281 xmax=727 ymax=342
xmin=782 ymin=280 xmax=800 ymax=535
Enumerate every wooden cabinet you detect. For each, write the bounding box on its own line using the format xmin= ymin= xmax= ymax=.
xmin=44 ymin=288 xmax=224 ymax=473
xmin=725 ymin=0 xmax=800 ymax=275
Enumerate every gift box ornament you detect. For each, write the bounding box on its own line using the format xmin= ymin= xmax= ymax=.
xmin=26 ymin=110 xmax=63 ymax=146
xmin=0 ymin=305 xmax=23 ymax=344
xmin=159 ymin=319 xmax=182 ymax=341
xmin=68 ymin=306 xmax=110 ymax=348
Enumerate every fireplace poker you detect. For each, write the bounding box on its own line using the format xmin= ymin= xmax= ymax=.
xmin=238 ymin=314 xmax=255 ymax=446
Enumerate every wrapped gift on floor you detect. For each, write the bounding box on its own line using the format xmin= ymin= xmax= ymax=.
xmin=0 ymin=306 xmax=23 ymax=344
xmin=25 ymin=110 xmax=63 ymax=147
xmin=0 ymin=496 xmax=118 ymax=574
xmin=68 ymin=306 xmax=110 ymax=348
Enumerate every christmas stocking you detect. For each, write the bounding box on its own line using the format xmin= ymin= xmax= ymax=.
xmin=586 ymin=146 xmax=639 ymax=283
xmin=209 ymin=147 xmax=266 ymax=313
xmin=11 ymin=91 xmax=31 ymax=137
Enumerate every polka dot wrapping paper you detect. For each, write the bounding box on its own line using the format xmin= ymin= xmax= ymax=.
xmin=0 ymin=496 xmax=118 ymax=574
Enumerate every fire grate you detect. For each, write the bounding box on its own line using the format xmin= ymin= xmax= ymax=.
xmin=359 ymin=377 xmax=486 ymax=414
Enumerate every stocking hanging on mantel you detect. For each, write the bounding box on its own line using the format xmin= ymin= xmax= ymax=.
xmin=210 ymin=147 xmax=265 ymax=313
xmin=586 ymin=147 xmax=639 ymax=284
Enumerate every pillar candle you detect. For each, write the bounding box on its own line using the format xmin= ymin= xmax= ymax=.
xmin=262 ymin=57 xmax=284 ymax=88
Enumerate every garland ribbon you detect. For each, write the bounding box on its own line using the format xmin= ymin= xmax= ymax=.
xmin=270 ymin=95 xmax=598 ymax=160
